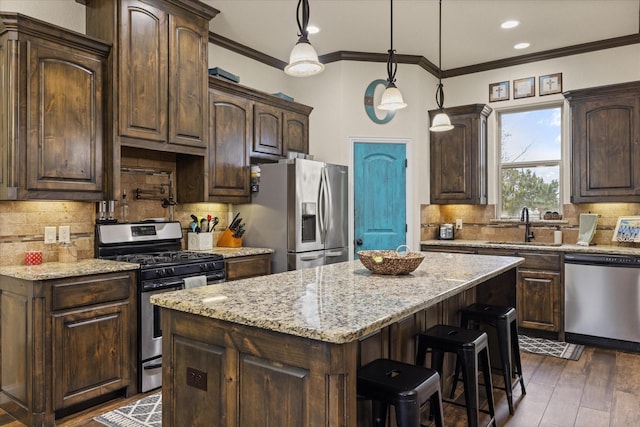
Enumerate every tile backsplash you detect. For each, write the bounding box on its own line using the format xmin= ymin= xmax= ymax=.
xmin=421 ymin=203 xmax=640 ymax=247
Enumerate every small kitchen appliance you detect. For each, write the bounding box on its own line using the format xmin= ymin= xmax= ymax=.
xmin=438 ymin=223 xmax=455 ymax=240
xmin=95 ymin=221 xmax=224 ymax=392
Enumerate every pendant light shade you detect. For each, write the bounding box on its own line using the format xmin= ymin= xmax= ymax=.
xmin=285 ymin=0 xmax=324 ymax=77
xmin=378 ymin=0 xmax=407 ymax=111
xmin=429 ymin=0 xmax=453 ymax=132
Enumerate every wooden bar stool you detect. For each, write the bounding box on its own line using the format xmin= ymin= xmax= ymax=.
xmin=357 ymin=358 xmax=445 ymax=427
xmin=452 ymin=303 xmax=526 ymax=414
xmin=416 ymin=325 xmax=496 ymax=427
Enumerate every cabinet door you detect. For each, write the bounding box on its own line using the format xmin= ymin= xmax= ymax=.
xmin=429 ymin=104 xmax=490 ymax=204
xmin=208 ymin=89 xmax=251 ymax=202
xmin=570 ymin=95 xmax=640 ymax=202
xmin=253 ymin=102 xmax=283 ymax=156
xmin=119 ymin=0 xmax=168 ymax=143
xmin=225 ymin=254 xmax=271 ymax=281
xmin=516 ymin=269 xmax=561 ymax=332
xmin=168 ymin=12 xmax=207 ymax=148
xmin=52 ymin=301 xmax=132 ymax=410
xmin=283 ymin=110 xmax=309 ymax=155
xmin=26 ymin=42 xmax=104 ymax=197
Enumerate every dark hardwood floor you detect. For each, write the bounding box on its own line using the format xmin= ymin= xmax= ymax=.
xmin=2 ymin=345 xmax=639 ymax=426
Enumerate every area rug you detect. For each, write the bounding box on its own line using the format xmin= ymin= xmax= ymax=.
xmin=94 ymin=392 xmax=161 ymax=427
xmin=519 ymin=335 xmax=584 ymax=361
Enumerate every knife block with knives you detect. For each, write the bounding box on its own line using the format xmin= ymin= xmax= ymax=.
xmin=217 ymin=228 xmax=242 ymax=247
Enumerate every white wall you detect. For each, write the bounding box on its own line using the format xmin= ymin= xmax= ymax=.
xmin=0 ymin=0 xmax=85 ymax=33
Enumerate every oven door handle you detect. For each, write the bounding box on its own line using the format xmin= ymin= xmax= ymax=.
xmin=144 ymin=363 xmax=162 ymax=370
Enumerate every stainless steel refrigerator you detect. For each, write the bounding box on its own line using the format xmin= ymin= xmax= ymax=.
xmin=240 ymin=158 xmax=349 ymax=273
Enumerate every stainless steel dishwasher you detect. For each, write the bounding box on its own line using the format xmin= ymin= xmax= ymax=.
xmin=564 ymin=252 xmax=640 ymax=351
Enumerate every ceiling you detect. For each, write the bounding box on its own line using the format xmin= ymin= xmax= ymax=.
xmin=203 ymin=0 xmax=640 ymax=73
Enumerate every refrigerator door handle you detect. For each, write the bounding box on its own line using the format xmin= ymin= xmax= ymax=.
xmin=318 ymin=168 xmax=327 ymax=243
xmin=323 ymin=167 xmax=333 ymax=238
xmin=325 ymin=250 xmax=344 ymax=257
xmin=300 ymin=254 xmax=323 ymax=261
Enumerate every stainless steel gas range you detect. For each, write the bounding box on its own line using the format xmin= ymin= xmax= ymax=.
xmin=95 ymin=221 xmax=224 ymax=392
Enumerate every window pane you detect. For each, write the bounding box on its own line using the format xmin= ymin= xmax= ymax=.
xmin=501 ymin=108 xmax=561 ymax=162
xmin=501 ymin=166 xmax=560 ymax=218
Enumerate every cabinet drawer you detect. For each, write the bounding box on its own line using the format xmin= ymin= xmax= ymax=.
xmin=51 ymin=272 xmax=133 ymax=311
xmin=517 ymin=252 xmax=561 ymax=271
xmin=225 ymin=255 xmax=271 ymax=281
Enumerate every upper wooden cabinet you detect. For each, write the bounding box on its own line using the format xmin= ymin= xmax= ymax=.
xmin=564 ymin=81 xmax=640 ymax=203
xmin=83 ymin=0 xmax=216 ymax=152
xmin=208 ymin=76 xmax=312 ymax=202
xmin=208 ymin=86 xmax=252 ymax=203
xmin=0 ymin=13 xmax=110 ymax=201
xmin=429 ymin=104 xmax=492 ymax=204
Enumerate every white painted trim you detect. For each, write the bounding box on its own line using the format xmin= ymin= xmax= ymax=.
xmin=348 ymin=137 xmax=415 ymax=258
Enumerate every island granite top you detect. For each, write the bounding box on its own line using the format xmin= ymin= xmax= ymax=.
xmin=0 ymin=259 xmax=139 ymax=281
xmin=151 ymin=252 xmax=523 ymax=344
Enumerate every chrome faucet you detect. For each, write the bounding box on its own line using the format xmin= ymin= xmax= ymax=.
xmin=520 ymin=207 xmax=535 ymax=242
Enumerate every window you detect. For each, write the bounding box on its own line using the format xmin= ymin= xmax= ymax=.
xmin=498 ymin=105 xmax=562 ymax=219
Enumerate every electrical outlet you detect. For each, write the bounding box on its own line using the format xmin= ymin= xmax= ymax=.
xmin=59 ymin=226 xmax=71 ymax=243
xmin=44 ymin=227 xmax=57 ymax=244
xmin=455 ymin=219 xmax=463 ymax=230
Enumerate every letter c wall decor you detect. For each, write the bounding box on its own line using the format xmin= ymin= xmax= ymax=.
xmin=364 ymin=79 xmax=396 ymax=124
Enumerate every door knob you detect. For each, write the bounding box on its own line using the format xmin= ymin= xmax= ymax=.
xmin=355 ymin=238 xmax=363 ymax=246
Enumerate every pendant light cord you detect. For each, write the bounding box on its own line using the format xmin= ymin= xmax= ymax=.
xmin=435 ymin=0 xmax=445 ymax=110
xmin=296 ymin=0 xmax=310 ymax=42
xmin=386 ymin=0 xmax=398 ymax=84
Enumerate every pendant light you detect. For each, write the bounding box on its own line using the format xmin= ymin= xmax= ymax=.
xmin=378 ymin=0 xmax=407 ymax=111
xmin=285 ymin=0 xmax=324 ymax=77
xmin=429 ymin=0 xmax=453 ymax=132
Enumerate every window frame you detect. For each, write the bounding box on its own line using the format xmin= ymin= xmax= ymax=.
xmin=496 ymin=102 xmax=564 ymax=220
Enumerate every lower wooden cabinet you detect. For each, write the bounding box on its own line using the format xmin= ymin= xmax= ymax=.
xmin=517 ymin=268 xmax=562 ymax=332
xmin=0 ymin=270 xmax=137 ymax=426
xmin=225 ymin=254 xmax=271 ymax=281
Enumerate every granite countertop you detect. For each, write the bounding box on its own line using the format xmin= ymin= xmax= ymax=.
xmin=0 ymin=259 xmax=139 ymax=281
xmin=151 ymin=253 xmax=523 ymax=344
xmin=421 ymin=239 xmax=640 ymax=256
xmin=205 ymin=247 xmax=274 ymax=258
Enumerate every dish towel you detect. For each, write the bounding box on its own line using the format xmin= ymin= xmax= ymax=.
xmin=577 ymin=213 xmax=598 ymax=246
xmin=184 ymin=275 xmax=207 ymax=289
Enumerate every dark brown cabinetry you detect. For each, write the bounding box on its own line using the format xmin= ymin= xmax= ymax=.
xmin=564 ymin=81 xmax=640 ymax=203
xmin=429 ymin=104 xmax=491 ymax=204
xmin=225 ymin=254 xmax=272 ymax=281
xmin=0 ymin=13 xmax=109 ymax=200
xmin=516 ymin=252 xmax=562 ymax=334
xmin=81 ymin=0 xmax=218 ymax=200
xmin=208 ymin=77 xmax=312 ymax=202
xmin=0 ymin=270 xmax=137 ymax=426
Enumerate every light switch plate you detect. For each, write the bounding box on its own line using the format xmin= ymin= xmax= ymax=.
xmin=455 ymin=219 xmax=463 ymax=230
xmin=59 ymin=226 xmax=71 ymax=243
xmin=44 ymin=226 xmax=57 ymax=244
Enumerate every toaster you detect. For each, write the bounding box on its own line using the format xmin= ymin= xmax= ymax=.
xmin=438 ymin=223 xmax=455 ymax=240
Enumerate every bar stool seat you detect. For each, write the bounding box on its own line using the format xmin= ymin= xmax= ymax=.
xmin=453 ymin=303 xmax=526 ymax=414
xmin=416 ymin=325 xmax=496 ymax=427
xmin=357 ymin=358 xmax=445 ymax=427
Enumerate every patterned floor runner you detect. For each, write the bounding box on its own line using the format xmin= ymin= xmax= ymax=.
xmin=519 ymin=335 xmax=584 ymax=360
xmin=94 ymin=392 xmax=161 ymax=427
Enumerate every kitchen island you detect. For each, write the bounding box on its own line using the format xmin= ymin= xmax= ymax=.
xmin=151 ymin=252 xmax=523 ymax=427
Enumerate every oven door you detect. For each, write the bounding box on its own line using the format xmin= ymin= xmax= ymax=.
xmin=140 ymin=285 xmax=182 ymax=362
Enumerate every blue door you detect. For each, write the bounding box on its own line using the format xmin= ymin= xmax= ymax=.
xmin=354 ymin=142 xmax=406 ymax=252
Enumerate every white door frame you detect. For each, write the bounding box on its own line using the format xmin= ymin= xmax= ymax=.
xmin=348 ymin=137 xmax=415 ymax=259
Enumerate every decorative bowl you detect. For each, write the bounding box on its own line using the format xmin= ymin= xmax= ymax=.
xmin=357 ymin=246 xmax=425 ymax=275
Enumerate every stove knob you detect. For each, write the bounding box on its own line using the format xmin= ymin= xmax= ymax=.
xmin=158 ymin=268 xmax=167 ymax=277
xmin=200 ymin=263 xmax=210 ymax=271
xmin=167 ymin=267 xmax=175 ymax=275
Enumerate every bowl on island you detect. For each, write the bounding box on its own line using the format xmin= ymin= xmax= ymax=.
xmin=357 ymin=246 xmax=425 ymax=275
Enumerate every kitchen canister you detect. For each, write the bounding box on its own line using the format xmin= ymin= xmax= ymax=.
xmin=24 ymin=251 xmax=43 ymax=265
xmin=58 ymin=242 xmax=78 ymax=263
xmin=554 ymin=227 xmax=563 ymax=245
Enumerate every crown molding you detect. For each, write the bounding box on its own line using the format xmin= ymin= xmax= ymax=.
xmin=209 ymin=32 xmax=640 ymax=78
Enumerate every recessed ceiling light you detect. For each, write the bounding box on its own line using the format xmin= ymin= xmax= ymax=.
xmin=306 ymin=25 xmax=319 ymax=34
xmin=501 ymin=20 xmax=520 ymax=29
xmin=514 ymin=42 xmax=530 ymax=50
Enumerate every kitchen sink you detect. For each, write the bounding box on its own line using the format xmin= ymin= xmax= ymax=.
xmin=485 ymin=241 xmax=562 ymax=247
